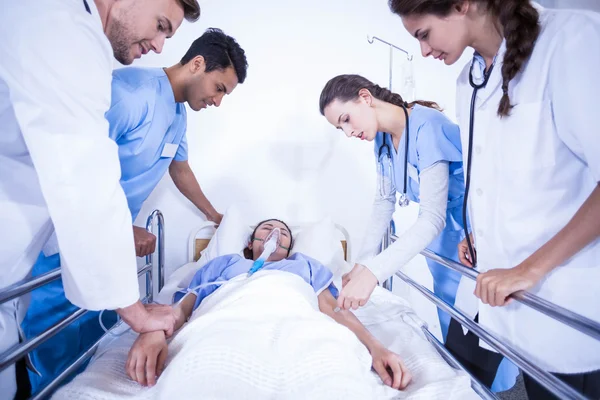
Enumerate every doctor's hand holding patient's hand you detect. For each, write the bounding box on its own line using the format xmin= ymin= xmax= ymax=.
xmin=133 ymin=225 xmax=157 ymax=257
xmin=338 ymin=264 xmax=378 ymax=310
xmin=143 ymin=304 xmax=179 ymax=337
xmin=475 ymin=263 xmax=545 ymax=307
xmin=117 ymin=301 xmax=177 ymax=337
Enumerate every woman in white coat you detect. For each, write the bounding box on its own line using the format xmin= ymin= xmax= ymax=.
xmin=388 ymin=0 xmax=600 ymax=398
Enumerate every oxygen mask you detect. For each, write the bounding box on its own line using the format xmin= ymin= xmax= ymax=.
xmin=248 ymin=228 xmax=282 ymax=276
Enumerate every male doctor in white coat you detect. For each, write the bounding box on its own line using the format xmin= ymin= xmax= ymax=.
xmin=0 ymin=0 xmax=200 ymax=396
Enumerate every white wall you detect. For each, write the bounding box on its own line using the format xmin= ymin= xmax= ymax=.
xmin=538 ymin=0 xmax=600 ymax=11
xmin=129 ymin=0 xmax=472 ymax=337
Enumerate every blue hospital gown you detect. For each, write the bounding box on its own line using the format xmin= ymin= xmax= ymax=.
xmin=174 ymin=253 xmax=339 ymax=310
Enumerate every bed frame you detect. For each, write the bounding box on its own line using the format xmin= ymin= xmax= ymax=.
xmin=1 ymin=210 xmax=599 ymax=399
xmin=0 ymin=210 xmax=164 ymax=400
xmin=387 ymin=231 xmax=600 ymax=400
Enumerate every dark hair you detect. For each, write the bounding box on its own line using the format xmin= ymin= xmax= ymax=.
xmin=176 ymin=0 xmax=201 ymax=22
xmin=388 ymin=0 xmax=540 ymax=117
xmin=243 ymin=219 xmax=293 ymax=260
xmin=180 ymin=28 xmax=248 ymax=84
xmin=319 ymin=74 xmax=441 ymax=116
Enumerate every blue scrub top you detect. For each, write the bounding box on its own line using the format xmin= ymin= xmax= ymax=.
xmin=374 ymin=104 xmax=466 ymax=232
xmin=106 ymin=67 xmax=188 ymax=221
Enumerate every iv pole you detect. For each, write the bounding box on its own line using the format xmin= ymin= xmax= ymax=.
xmin=367 ymin=35 xmax=413 ymax=292
xmin=367 ymin=35 xmax=413 ymax=91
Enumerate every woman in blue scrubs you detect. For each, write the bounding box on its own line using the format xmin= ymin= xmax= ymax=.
xmin=319 ymin=74 xmax=511 ymax=390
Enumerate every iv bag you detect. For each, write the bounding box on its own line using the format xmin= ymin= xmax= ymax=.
xmin=401 ymin=58 xmax=416 ymax=102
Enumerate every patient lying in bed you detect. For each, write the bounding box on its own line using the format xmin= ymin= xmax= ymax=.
xmin=126 ymin=219 xmax=411 ymax=392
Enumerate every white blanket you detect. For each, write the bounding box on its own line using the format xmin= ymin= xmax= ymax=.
xmin=53 ymin=271 xmax=478 ymax=400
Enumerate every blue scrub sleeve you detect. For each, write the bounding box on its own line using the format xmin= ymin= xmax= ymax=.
xmin=105 ymin=76 xmax=151 ymax=142
xmin=174 ymin=132 xmax=189 ymax=162
xmin=415 ymin=120 xmax=463 ymax=171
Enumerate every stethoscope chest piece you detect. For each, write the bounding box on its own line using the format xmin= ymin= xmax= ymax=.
xmin=398 ymin=193 xmax=410 ymax=207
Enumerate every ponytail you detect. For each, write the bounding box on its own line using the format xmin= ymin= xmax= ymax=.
xmin=370 ymin=84 xmax=443 ymax=111
xmin=319 ymin=74 xmax=441 ymax=115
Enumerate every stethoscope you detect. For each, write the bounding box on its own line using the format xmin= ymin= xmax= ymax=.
xmin=462 ymin=58 xmax=496 ymax=267
xmin=378 ymin=102 xmax=410 ymax=207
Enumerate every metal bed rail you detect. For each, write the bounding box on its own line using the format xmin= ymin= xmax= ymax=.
xmin=0 ymin=210 xmax=165 ymax=399
xmin=388 ymin=233 xmax=597 ymax=400
xmin=420 ymin=326 xmax=496 ymax=400
xmin=146 ymin=209 xmax=165 ymax=293
xmin=30 ymin=295 xmax=151 ymax=400
xmin=380 ymin=222 xmax=395 ymax=291
xmin=0 ymin=268 xmax=61 ymax=306
xmin=418 ymin=247 xmax=600 ymax=342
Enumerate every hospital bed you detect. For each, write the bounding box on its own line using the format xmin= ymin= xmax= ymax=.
xmin=0 ymin=210 xmax=598 ymax=399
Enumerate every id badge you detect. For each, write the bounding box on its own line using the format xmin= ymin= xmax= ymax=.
xmin=161 ymin=143 xmax=178 ymax=158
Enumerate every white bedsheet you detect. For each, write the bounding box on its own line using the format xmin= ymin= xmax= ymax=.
xmin=53 ymin=271 xmax=479 ymax=400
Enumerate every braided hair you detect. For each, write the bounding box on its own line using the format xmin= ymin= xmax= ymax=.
xmin=388 ymin=0 xmax=540 ymax=117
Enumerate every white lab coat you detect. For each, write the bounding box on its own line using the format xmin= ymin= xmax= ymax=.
xmin=0 ymin=1 xmax=143 ymax=393
xmin=454 ymin=5 xmax=600 ymax=374
xmin=0 ymin=1 xmax=140 ymax=309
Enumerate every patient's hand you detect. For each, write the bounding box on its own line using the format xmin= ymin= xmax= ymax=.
xmin=370 ymin=345 xmax=412 ymax=390
xmin=318 ymin=290 xmax=411 ymax=390
xmin=126 ymin=330 xmax=168 ymax=387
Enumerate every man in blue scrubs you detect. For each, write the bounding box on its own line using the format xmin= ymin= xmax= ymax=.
xmin=21 ymin=28 xmax=248 ymax=394
xmin=108 ymin=27 xmax=247 ymax=254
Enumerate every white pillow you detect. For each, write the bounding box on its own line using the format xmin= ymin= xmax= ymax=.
xmin=290 ymin=217 xmax=347 ymax=278
xmin=155 ymin=261 xmax=199 ymax=304
xmin=200 ymin=205 xmax=252 ymax=262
